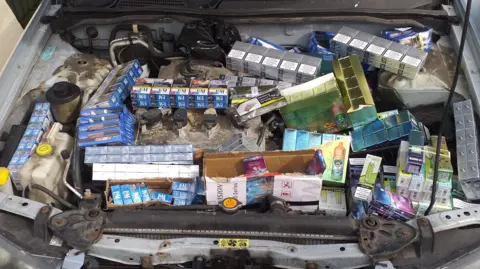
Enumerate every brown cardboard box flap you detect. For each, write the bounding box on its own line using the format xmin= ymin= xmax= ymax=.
xmin=204 ymin=150 xmax=315 ymax=178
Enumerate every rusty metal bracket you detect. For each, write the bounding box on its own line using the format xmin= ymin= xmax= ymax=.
xmin=359 ymin=215 xmax=418 ymax=261
xmin=49 ymin=194 xmax=105 ymax=251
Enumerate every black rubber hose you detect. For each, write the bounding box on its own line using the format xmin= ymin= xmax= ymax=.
xmin=424 ymin=0 xmax=473 ymax=215
xmin=71 ymin=135 xmax=83 ymax=195
xmin=28 ymin=183 xmax=77 ymax=209
xmin=109 ymin=24 xmax=185 ymax=59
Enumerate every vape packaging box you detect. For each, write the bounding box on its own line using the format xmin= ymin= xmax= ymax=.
xmin=369 ymin=188 xmax=416 ymax=221
xmin=331 ymin=27 xmax=427 ymax=79
xmin=313 ymin=138 xmax=351 ymax=186
xmin=306 ymin=149 xmax=327 ymax=175
xmin=273 ymin=174 xmax=322 ymax=212
xmin=243 ymin=156 xmax=268 ymax=175
xmin=262 ymin=49 xmax=285 ymax=80
xmin=330 ymin=27 xmax=359 ymax=57
xmin=408 ymin=164 xmax=425 ymax=192
xmin=279 ymin=53 xmax=302 ymax=83
xmin=279 ymin=74 xmax=348 ymax=133
xmin=383 ymin=42 xmax=410 ymax=72
xmin=244 ymin=45 xmax=268 ymax=77
xmin=318 ymin=187 xmax=347 ymax=216
xmin=246 ymin=175 xmax=274 ymax=205
xmin=354 ymin=154 xmax=382 ymax=201
xmin=333 ymin=55 xmax=377 ymax=128
xmin=297 ymin=55 xmax=322 ymax=84
xmin=364 ymin=37 xmax=392 ymax=67
xmin=346 ymin=31 xmax=375 ymax=62
xmin=226 ymin=42 xmax=252 ymax=72
xmin=396 ymin=141 xmax=413 ymax=188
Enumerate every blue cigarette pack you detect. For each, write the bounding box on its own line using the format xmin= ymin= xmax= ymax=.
xmin=171 ymin=79 xmax=190 ymax=108
xmin=209 ymin=80 xmax=228 ymax=109
xmin=85 ymin=60 xmax=142 ymax=109
xmin=130 ymin=184 xmax=143 ymax=204
xmin=120 ymin=184 xmax=133 ymax=205
xmin=172 ymin=190 xmax=194 ymax=200
xmin=171 ymin=181 xmax=196 ymax=193
xmin=111 ymin=185 xmax=123 ymax=204
xmin=79 ymin=113 xmax=121 ymax=124
xmin=78 ymin=128 xmax=134 ymax=148
xmin=247 ymin=36 xmax=286 ymax=51
xmin=80 ymin=107 xmax=125 ymax=117
xmin=189 ymin=80 xmax=210 ymax=109
xmin=78 ymin=118 xmax=131 ymax=132
xmin=131 ymin=78 xmax=154 ymax=106
xmin=151 ymin=191 xmax=173 ymax=204
xmin=152 ymin=79 xmax=173 ymax=108
xmin=138 ymin=183 xmax=151 ymax=202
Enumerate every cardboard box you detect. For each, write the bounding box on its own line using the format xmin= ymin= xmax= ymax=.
xmin=273 ymin=174 xmax=322 ymax=212
xmin=318 ymin=187 xmax=347 ymax=216
xmin=354 ymin=154 xmax=381 ymax=201
xmin=279 ymin=74 xmax=349 ymax=133
xmin=204 ymin=150 xmax=319 ymax=205
xmin=333 ymin=55 xmax=377 ymax=128
xmin=313 ymin=138 xmax=351 ymax=186
xmin=105 ymin=178 xmax=194 ymax=209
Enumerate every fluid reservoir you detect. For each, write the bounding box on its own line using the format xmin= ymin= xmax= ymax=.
xmin=20 ymin=123 xmax=74 ymax=207
xmin=46 ymin=82 xmax=81 ymax=124
xmin=0 ymin=167 xmax=13 ymax=194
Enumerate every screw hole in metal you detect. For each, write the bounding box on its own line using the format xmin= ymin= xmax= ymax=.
xmin=115 ymin=239 xmax=120 ymax=243
xmin=21 ymin=202 xmax=28 ymax=206
xmin=446 ymin=215 xmax=451 ymax=219
xmin=340 ymin=247 xmax=345 ymax=251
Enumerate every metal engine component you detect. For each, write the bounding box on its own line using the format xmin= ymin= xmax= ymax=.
xmin=359 ymin=215 xmax=418 ymax=260
xmin=48 ymin=194 xmax=105 ymax=250
xmin=159 ymin=59 xmax=236 ymax=80
xmin=46 ymin=53 xmax=111 ymax=91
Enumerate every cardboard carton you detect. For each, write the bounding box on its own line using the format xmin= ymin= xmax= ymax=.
xmin=203 ymin=150 xmax=320 ymax=205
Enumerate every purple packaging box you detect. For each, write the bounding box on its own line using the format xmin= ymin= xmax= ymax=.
xmin=306 ymin=150 xmax=327 ymax=175
xmin=368 ymin=187 xmax=415 ymax=221
xmin=405 ymin=146 xmax=423 ymax=175
xmin=243 ymin=156 xmax=268 ymax=175
xmin=368 ymin=188 xmax=415 ymax=221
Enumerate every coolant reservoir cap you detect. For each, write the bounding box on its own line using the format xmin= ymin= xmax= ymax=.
xmin=36 ymin=144 xmax=53 ymax=157
xmin=0 ymin=167 xmax=9 ymax=185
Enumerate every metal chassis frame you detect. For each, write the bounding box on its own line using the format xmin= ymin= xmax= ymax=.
xmin=90 ymin=236 xmax=371 ymax=269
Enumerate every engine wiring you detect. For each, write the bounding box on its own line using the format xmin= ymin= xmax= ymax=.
xmin=424 ymin=0 xmax=473 ymax=216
